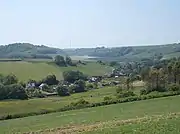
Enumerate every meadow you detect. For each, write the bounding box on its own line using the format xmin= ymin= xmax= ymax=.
xmin=0 ymin=61 xmax=111 ymax=81
xmin=0 ymin=96 xmax=180 ymax=133
xmin=0 ymin=81 xmax=144 ymax=119
xmin=0 ymin=86 xmax=118 ymax=118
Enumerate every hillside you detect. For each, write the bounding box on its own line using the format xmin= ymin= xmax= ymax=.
xmin=0 ymin=43 xmax=65 ymax=59
xmin=64 ymin=43 xmax=180 ymax=61
xmin=0 ymin=61 xmax=111 ymax=81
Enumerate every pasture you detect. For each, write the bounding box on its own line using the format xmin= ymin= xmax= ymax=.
xmin=0 ymin=96 xmax=180 ymax=133
xmin=0 ymin=86 xmax=118 ymax=118
xmin=0 ymin=61 xmax=111 ymax=81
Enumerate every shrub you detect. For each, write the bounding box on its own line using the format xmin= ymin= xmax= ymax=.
xmin=104 ymin=96 xmax=112 ymax=101
xmin=86 ymin=83 xmax=94 ymax=90
xmin=140 ymin=89 xmax=148 ymax=95
xmin=116 ymin=86 xmax=123 ymax=94
xmin=57 ymin=85 xmax=70 ymax=96
xmin=167 ymin=84 xmax=180 ymax=92
xmin=117 ymin=90 xmax=135 ymax=98
xmin=70 ymin=99 xmax=89 ymax=107
xmin=6 ymin=84 xmax=28 ymax=100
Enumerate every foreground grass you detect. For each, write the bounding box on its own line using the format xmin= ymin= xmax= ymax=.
xmin=84 ymin=114 xmax=180 ymax=134
xmin=0 ymin=96 xmax=180 ymax=133
xmin=0 ymin=61 xmax=111 ymax=81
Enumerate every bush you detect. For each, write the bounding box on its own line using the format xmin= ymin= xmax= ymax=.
xmin=140 ymin=89 xmax=148 ymax=95
xmin=116 ymin=86 xmax=123 ymax=94
xmin=86 ymin=83 xmax=94 ymax=90
xmin=6 ymin=84 xmax=28 ymax=100
xmin=57 ymin=85 xmax=70 ymax=96
xmin=104 ymin=96 xmax=112 ymax=101
xmin=117 ymin=90 xmax=135 ymax=98
xmin=26 ymin=88 xmax=46 ymax=98
xmin=167 ymin=84 xmax=180 ymax=92
xmin=70 ymin=99 xmax=89 ymax=107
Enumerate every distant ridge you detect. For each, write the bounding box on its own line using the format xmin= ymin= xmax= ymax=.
xmin=0 ymin=43 xmax=65 ymax=59
xmin=63 ymin=43 xmax=180 ymax=61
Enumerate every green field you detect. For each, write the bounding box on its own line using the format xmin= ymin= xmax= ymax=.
xmin=0 ymin=61 xmax=111 ymax=81
xmin=0 ymin=86 xmax=118 ymax=118
xmin=0 ymin=96 xmax=180 ymax=133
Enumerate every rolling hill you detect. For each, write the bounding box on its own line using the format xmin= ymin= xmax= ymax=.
xmin=0 ymin=43 xmax=65 ymax=59
xmin=64 ymin=43 xmax=180 ymax=61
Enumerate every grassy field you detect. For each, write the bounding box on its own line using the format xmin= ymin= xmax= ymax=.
xmin=0 ymin=83 xmax=144 ymax=119
xmin=84 ymin=115 xmax=180 ymax=134
xmin=0 ymin=61 xmax=111 ymax=81
xmin=0 ymin=96 xmax=180 ymax=133
xmin=0 ymin=86 xmax=118 ymax=118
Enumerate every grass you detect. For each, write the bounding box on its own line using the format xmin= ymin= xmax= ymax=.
xmin=0 ymin=96 xmax=180 ymax=133
xmin=0 ymin=61 xmax=111 ymax=81
xmin=84 ymin=115 xmax=180 ymax=134
xmin=0 ymin=86 xmax=118 ymax=118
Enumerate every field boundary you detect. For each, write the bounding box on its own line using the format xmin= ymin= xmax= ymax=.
xmin=1 ymin=91 xmax=180 ymax=121
xmin=24 ymin=112 xmax=180 ymax=134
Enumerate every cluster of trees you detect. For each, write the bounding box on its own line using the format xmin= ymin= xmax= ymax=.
xmin=0 ymin=74 xmax=28 ymax=100
xmin=54 ymin=55 xmax=76 ymax=66
xmin=140 ymin=58 xmax=180 ymax=94
xmin=57 ymin=70 xmax=88 ymax=96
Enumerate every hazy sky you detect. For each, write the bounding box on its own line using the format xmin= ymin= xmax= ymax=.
xmin=1 ymin=0 xmax=180 ymax=48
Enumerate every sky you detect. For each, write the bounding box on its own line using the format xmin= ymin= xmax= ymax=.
xmin=1 ymin=0 xmax=180 ymax=48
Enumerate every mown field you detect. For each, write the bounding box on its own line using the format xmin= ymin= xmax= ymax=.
xmin=0 ymin=61 xmax=111 ymax=81
xmin=0 ymin=96 xmax=180 ymax=133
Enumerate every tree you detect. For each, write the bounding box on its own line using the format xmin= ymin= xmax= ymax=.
xmin=57 ymin=85 xmax=70 ymax=96
xmin=54 ymin=55 xmax=66 ymax=66
xmin=7 ymin=84 xmax=28 ymax=100
xmin=109 ymin=61 xmax=117 ymax=67
xmin=74 ymin=79 xmax=86 ymax=93
xmin=65 ymin=56 xmax=72 ymax=65
xmin=3 ymin=74 xmax=18 ymax=85
xmin=63 ymin=70 xmax=87 ymax=83
xmin=42 ymin=75 xmax=58 ymax=85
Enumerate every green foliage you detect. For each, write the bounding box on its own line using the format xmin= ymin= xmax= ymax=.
xmin=167 ymin=84 xmax=180 ymax=92
xmin=0 ymin=43 xmax=64 ymax=59
xmin=86 ymin=83 xmax=94 ymax=89
xmin=3 ymin=74 xmax=18 ymax=85
xmin=70 ymin=98 xmax=89 ymax=107
xmin=70 ymin=80 xmax=86 ymax=93
xmin=103 ymin=96 xmax=112 ymax=101
xmin=65 ymin=56 xmax=73 ymax=65
xmin=0 ymin=84 xmax=28 ymax=100
xmin=140 ymin=89 xmax=148 ymax=95
xmin=56 ymin=85 xmax=70 ymax=96
xmin=42 ymin=74 xmax=58 ymax=85
xmin=63 ymin=70 xmax=87 ymax=83
xmin=117 ymin=90 xmax=136 ymax=98
xmin=109 ymin=61 xmax=117 ymax=66
xmin=26 ymin=88 xmax=46 ymax=98
xmin=54 ymin=55 xmax=66 ymax=66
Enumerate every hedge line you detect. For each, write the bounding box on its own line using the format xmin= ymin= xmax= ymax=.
xmin=1 ymin=91 xmax=180 ymax=121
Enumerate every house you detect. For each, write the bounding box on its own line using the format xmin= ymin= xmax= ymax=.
xmin=39 ymin=83 xmax=46 ymax=90
xmin=26 ymin=82 xmax=36 ymax=89
xmin=88 ymin=76 xmax=102 ymax=82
